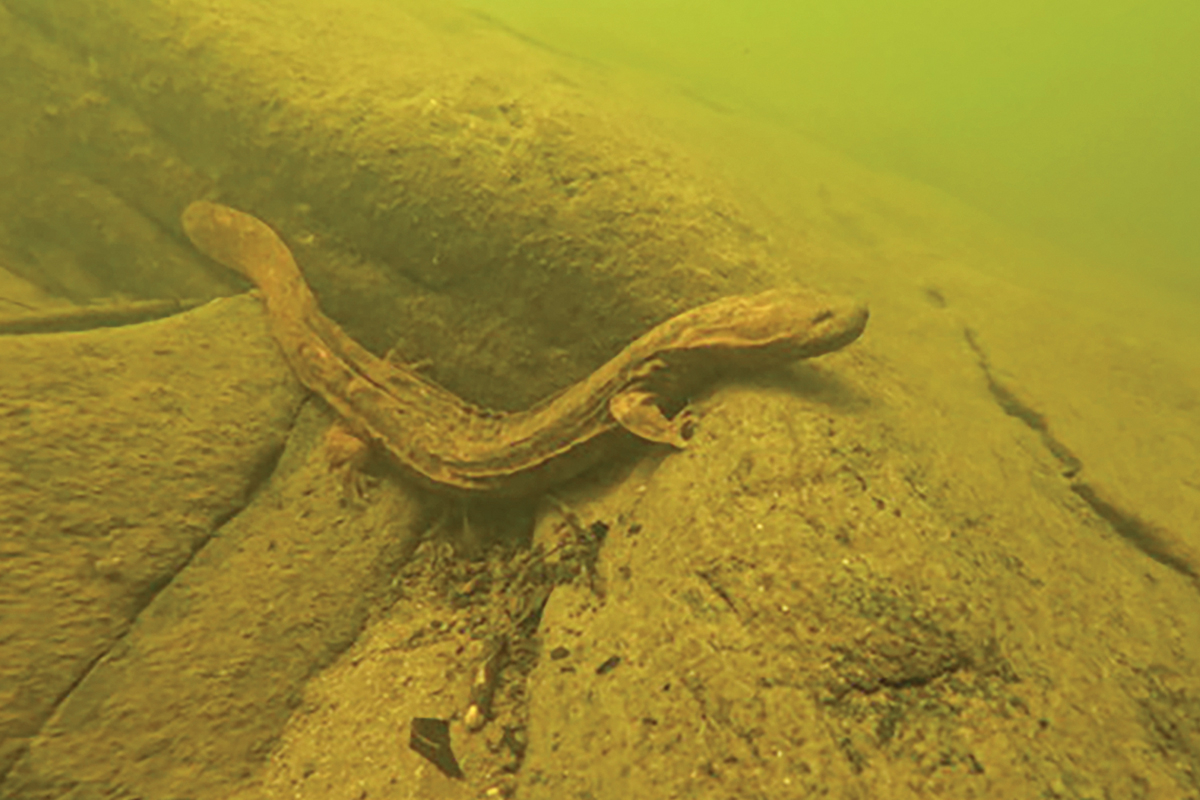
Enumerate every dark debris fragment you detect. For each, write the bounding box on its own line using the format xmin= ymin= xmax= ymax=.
xmin=409 ymin=717 xmax=464 ymax=779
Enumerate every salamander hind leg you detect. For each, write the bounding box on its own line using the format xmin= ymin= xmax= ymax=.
xmin=323 ymin=422 xmax=376 ymax=504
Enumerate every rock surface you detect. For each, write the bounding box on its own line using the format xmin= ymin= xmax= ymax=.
xmin=0 ymin=296 xmax=304 ymax=780
xmin=0 ymin=0 xmax=1198 ymax=797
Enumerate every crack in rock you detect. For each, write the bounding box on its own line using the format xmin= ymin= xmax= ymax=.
xmin=963 ymin=326 xmax=1198 ymax=586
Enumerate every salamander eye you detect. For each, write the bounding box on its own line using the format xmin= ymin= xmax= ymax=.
xmin=813 ymin=309 xmax=834 ymax=324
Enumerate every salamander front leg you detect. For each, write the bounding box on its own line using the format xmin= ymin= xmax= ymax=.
xmin=608 ymin=388 xmax=695 ymax=448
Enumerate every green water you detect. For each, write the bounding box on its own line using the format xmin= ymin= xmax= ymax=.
xmin=465 ymin=0 xmax=1200 ymax=297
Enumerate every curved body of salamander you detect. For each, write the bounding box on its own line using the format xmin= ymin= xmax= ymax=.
xmin=182 ymin=201 xmax=868 ymax=496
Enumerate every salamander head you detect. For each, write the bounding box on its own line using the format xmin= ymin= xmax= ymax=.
xmin=773 ymin=290 xmax=870 ymax=359
xmin=667 ymin=288 xmax=869 ymax=364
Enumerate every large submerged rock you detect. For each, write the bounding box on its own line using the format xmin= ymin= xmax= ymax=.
xmin=1 ymin=0 xmax=1198 ymax=798
xmin=0 ymin=296 xmax=305 ymax=780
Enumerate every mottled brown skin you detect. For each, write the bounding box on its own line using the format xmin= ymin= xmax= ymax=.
xmin=182 ymin=201 xmax=869 ymax=497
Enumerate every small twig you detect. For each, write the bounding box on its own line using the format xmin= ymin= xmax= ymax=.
xmin=0 ymin=296 xmax=37 ymax=311
xmin=0 ymin=298 xmax=208 ymax=335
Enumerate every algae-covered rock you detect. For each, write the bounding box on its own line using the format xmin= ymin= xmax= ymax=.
xmin=0 ymin=296 xmax=304 ymax=778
